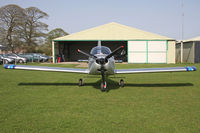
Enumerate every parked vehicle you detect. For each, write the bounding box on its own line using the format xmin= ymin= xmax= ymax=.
xmin=26 ymin=53 xmax=49 ymax=62
xmin=0 ymin=54 xmax=15 ymax=64
xmin=19 ymin=54 xmax=35 ymax=62
xmin=36 ymin=54 xmax=49 ymax=62
xmin=6 ymin=53 xmax=27 ymax=63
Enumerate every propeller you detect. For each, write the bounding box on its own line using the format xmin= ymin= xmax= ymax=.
xmin=95 ymin=46 xmax=124 ymax=65
xmin=105 ymin=46 xmax=124 ymax=60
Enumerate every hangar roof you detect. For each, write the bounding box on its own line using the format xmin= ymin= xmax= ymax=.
xmin=54 ymin=22 xmax=174 ymax=41
xmin=184 ymin=36 xmax=200 ymax=42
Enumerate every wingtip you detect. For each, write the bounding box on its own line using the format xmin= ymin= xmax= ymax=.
xmin=4 ymin=64 xmax=9 ymax=69
xmin=4 ymin=64 xmax=16 ymax=69
xmin=185 ymin=66 xmax=197 ymax=71
xmin=191 ymin=66 xmax=197 ymax=71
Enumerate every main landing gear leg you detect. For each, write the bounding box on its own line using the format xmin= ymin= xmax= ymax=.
xmin=78 ymin=78 xmax=83 ymax=86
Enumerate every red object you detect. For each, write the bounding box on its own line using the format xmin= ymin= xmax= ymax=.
xmin=58 ymin=57 xmax=61 ymax=63
xmin=77 ymin=49 xmax=80 ymax=52
xmin=121 ymin=46 xmax=124 ymax=48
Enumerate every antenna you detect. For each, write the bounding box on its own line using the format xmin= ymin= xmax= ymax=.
xmin=181 ymin=0 xmax=184 ymax=41
xmin=181 ymin=0 xmax=184 ymax=63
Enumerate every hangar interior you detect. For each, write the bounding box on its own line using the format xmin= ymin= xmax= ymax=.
xmin=54 ymin=41 xmax=127 ymax=62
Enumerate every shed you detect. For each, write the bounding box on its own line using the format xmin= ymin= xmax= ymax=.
xmin=176 ymin=36 xmax=200 ymax=63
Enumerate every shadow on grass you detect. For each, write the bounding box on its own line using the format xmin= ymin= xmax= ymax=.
xmin=18 ymin=78 xmax=193 ymax=91
xmin=124 ymin=83 xmax=193 ymax=87
xmin=18 ymin=79 xmax=120 ymax=91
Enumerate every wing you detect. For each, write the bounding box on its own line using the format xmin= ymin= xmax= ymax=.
xmin=4 ymin=64 xmax=89 ymax=74
xmin=115 ymin=66 xmax=197 ymax=74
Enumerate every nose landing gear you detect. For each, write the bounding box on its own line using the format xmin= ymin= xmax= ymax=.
xmin=101 ymin=81 xmax=107 ymax=92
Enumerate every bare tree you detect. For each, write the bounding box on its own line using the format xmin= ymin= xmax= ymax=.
xmin=22 ymin=7 xmax=48 ymax=52
xmin=0 ymin=4 xmax=25 ymax=52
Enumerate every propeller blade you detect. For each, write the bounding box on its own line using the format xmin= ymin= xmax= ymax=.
xmin=105 ymin=46 xmax=124 ymax=59
xmin=77 ymin=49 xmax=96 ymax=58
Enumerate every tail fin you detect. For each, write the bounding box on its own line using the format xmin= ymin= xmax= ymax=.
xmin=98 ymin=40 xmax=101 ymax=47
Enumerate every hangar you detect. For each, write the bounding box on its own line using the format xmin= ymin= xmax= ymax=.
xmin=52 ymin=22 xmax=176 ymax=64
xmin=176 ymin=36 xmax=200 ymax=63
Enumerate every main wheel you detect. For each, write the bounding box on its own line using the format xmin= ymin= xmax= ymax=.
xmin=119 ymin=79 xmax=124 ymax=87
xmin=101 ymin=82 xmax=106 ymax=92
xmin=78 ymin=79 xmax=83 ymax=86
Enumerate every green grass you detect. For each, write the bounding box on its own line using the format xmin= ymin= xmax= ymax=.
xmin=0 ymin=63 xmax=200 ymax=133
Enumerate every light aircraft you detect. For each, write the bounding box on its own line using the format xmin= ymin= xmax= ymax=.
xmin=4 ymin=41 xmax=197 ymax=92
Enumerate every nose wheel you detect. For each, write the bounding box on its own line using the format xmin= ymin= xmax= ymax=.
xmin=101 ymin=81 xmax=107 ymax=92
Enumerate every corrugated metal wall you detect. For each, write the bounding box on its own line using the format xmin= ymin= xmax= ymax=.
xmin=176 ymin=43 xmax=181 ymax=63
xmin=183 ymin=42 xmax=194 ymax=63
xmin=176 ymin=41 xmax=199 ymax=63
xmin=195 ymin=42 xmax=200 ymax=63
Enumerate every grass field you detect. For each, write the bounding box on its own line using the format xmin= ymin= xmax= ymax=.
xmin=0 ymin=63 xmax=200 ymax=133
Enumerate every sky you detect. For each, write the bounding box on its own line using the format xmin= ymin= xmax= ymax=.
xmin=1 ymin=0 xmax=200 ymax=40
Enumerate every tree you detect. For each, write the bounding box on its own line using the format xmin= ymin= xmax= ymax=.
xmin=22 ymin=7 xmax=48 ymax=52
xmin=0 ymin=4 xmax=25 ymax=52
xmin=42 ymin=28 xmax=68 ymax=55
xmin=46 ymin=28 xmax=68 ymax=46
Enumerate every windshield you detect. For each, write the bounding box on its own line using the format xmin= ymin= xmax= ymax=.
xmin=90 ymin=46 xmax=111 ymax=55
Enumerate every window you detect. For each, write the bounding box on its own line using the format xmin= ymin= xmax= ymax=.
xmin=90 ymin=46 xmax=111 ymax=55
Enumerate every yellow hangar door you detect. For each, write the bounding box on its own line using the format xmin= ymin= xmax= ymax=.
xmin=128 ymin=41 xmax=167 ymax=63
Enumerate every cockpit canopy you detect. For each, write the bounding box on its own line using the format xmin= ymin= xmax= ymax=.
xmin=90 ymin=46 xmax=111 ymax=55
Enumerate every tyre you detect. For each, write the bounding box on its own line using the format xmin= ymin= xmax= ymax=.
xmin=119 ymin=79 xmax=124 ymax=87
xmin=101 ymin=82 xmax=106 ymax=92
xmin=78 ymin=79 xmax=83 ymax=86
